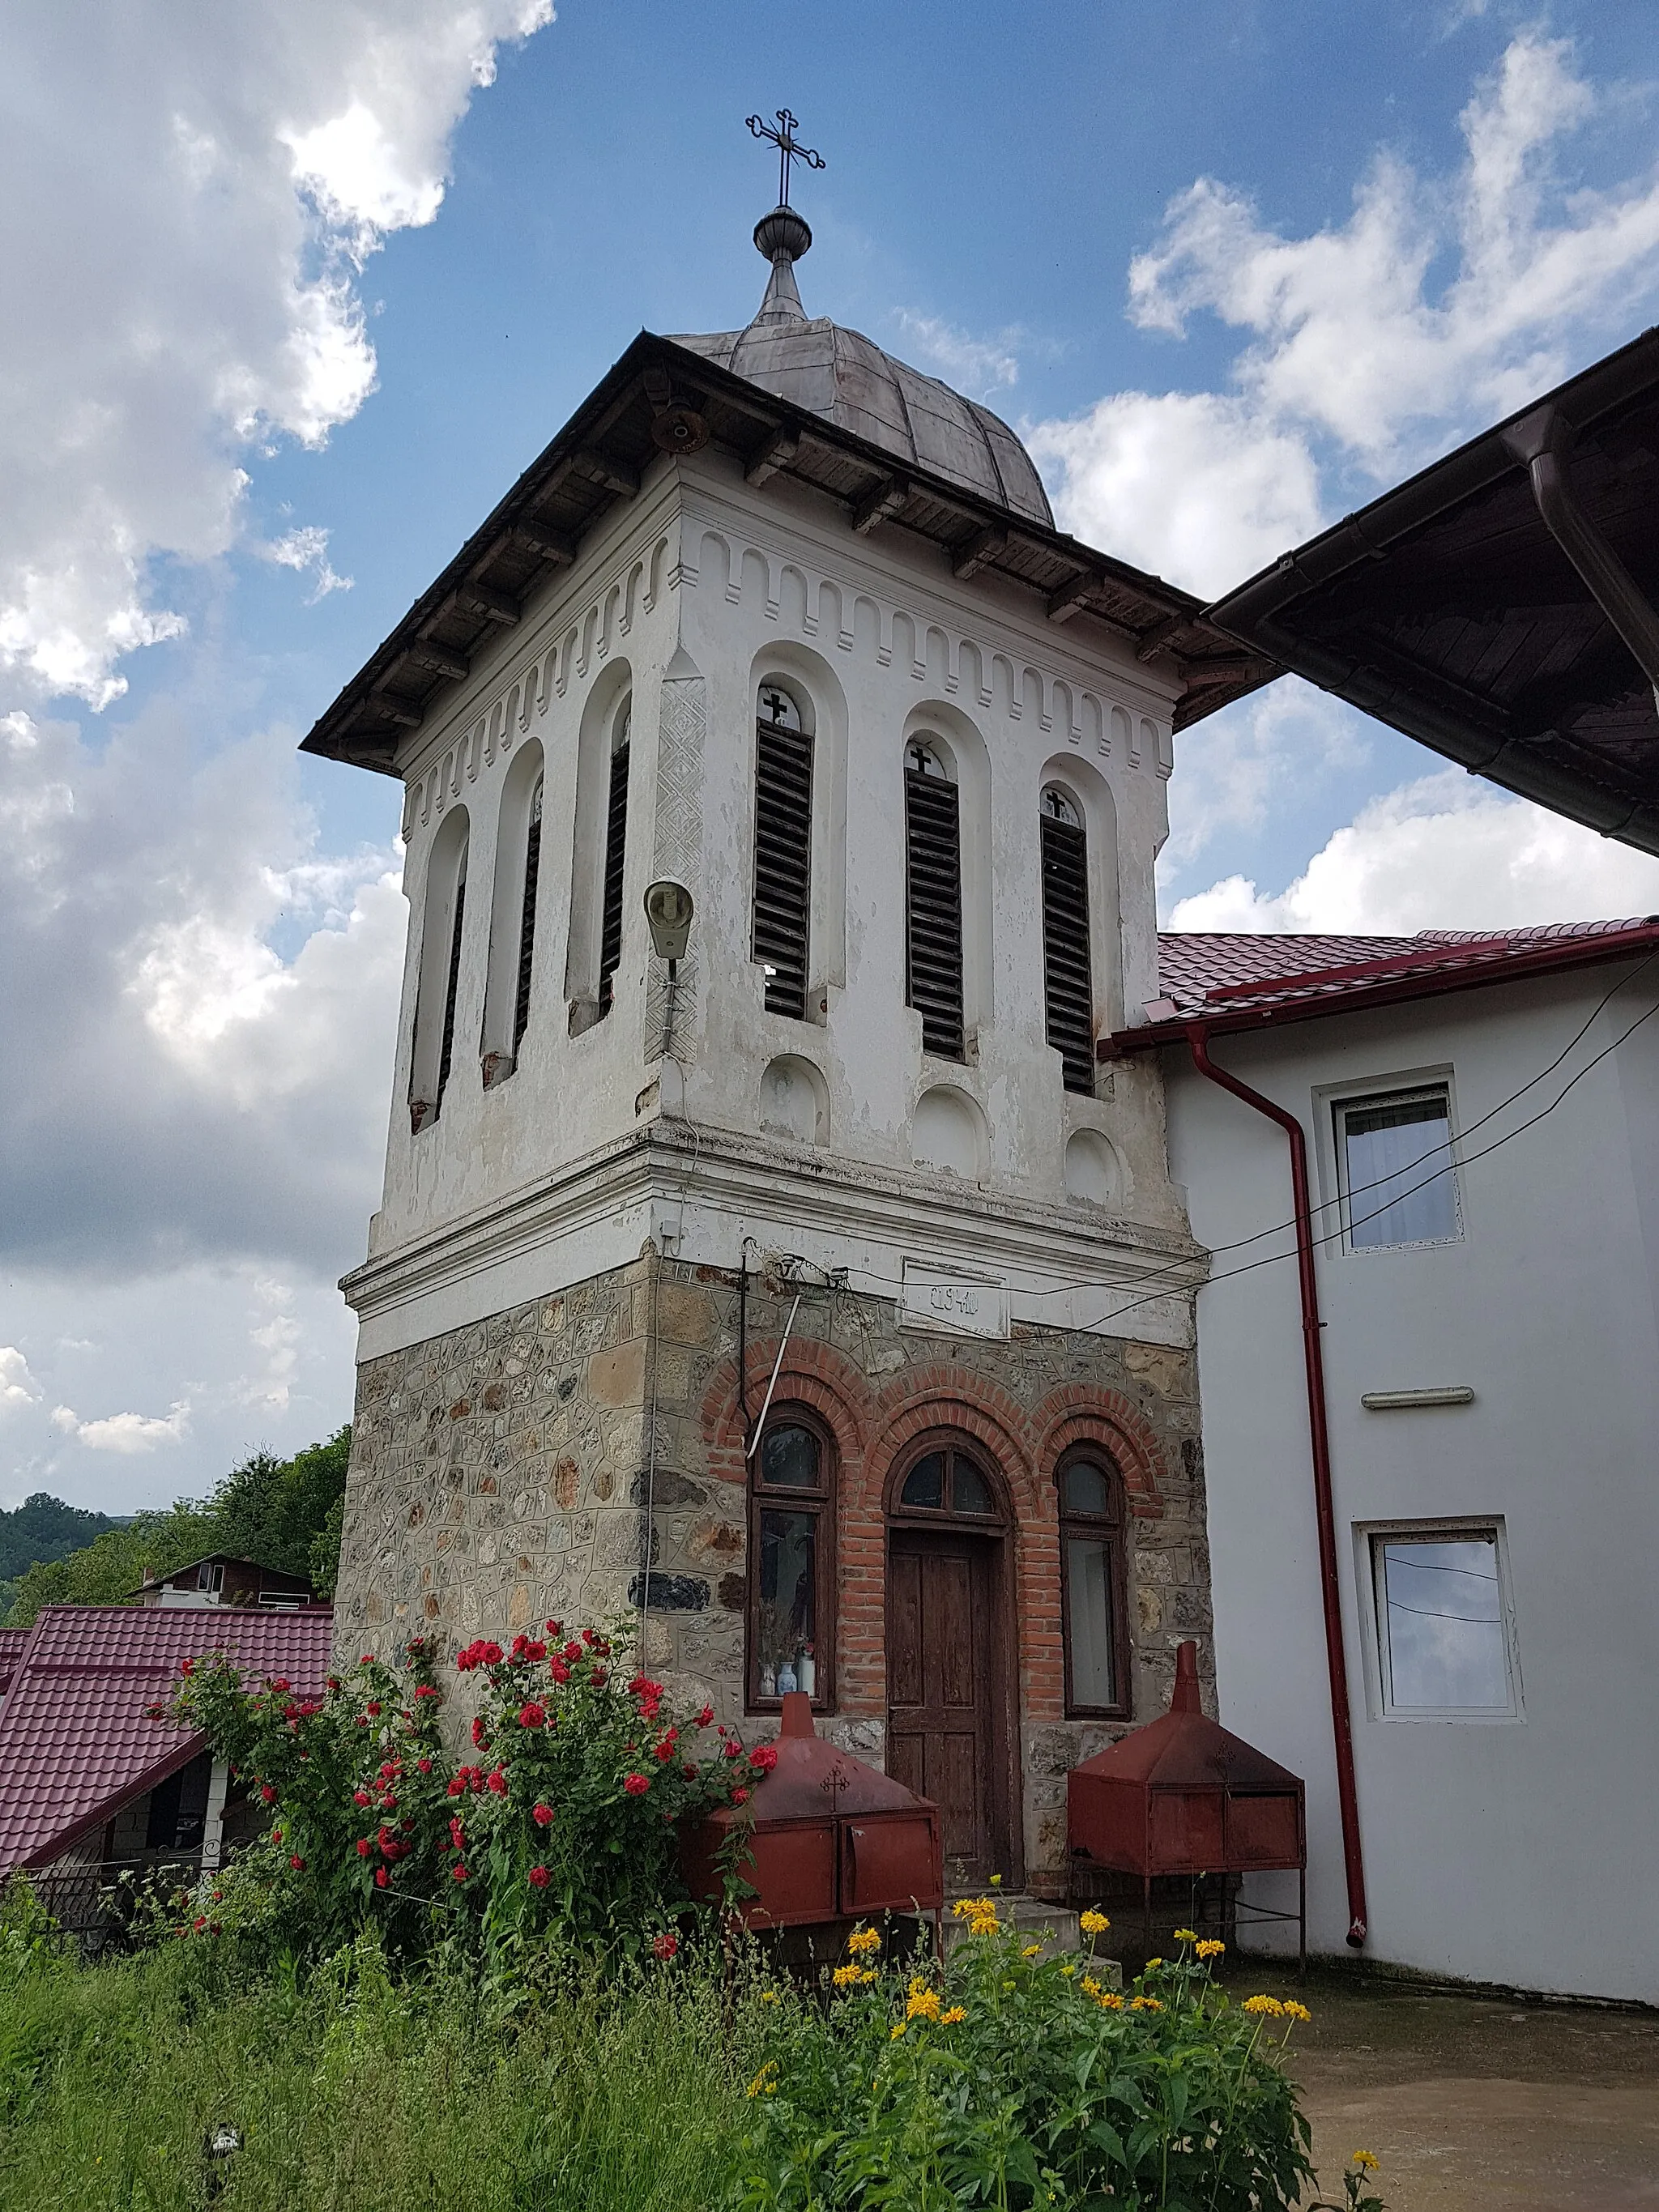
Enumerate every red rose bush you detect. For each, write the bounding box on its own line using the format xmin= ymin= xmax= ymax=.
xmin=168 ymin=1620 xmax=757 ymax=1960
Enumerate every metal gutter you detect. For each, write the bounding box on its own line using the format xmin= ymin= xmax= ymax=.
xmin=1182 ymin=1029 xmax=1368 ymax=1950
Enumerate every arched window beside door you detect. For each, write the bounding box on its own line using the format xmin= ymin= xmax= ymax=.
xmin=747 ymin=1413 xmax=835 ymax=1710
xmin=1057 ymin=1451 xmax=1130 ymax=1718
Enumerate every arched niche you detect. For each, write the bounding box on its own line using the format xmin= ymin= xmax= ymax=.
xmin=480 ymin=737 xmax=545 ymax=1080
xmin=902 ymin=700 xmax=993 ymax=1042
xmin=1038 ymin=750 xmax=1124 ymax=1034
xmin=758 ymin=1054 xmax=829 ymax=1146
xmin=1064 ymin=1127 xmax=1123 ymax=1209
xmin=564 ymin=659 xmax=633 ymax=1022
xmin=748 ymin=641 xmax=849 ymax=1002
xmin=913 ymin=1083 xmax=987 ymax=1181
xmin=408 ymin=801 xmax=471 ymax=1129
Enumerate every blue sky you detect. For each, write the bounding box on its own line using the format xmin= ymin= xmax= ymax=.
xmin=5 ymin=0 xmax=1659 ymax=1509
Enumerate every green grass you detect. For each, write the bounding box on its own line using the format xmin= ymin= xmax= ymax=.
xmin=0 ymin=1934 xmax=758 ymax=2211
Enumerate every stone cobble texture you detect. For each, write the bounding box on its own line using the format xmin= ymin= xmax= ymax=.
xmin=336 ymin=1251 xmax=1213 ymax=1892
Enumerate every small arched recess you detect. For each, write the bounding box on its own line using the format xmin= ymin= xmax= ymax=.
xmin=480 ymin=738 xmax=545 ymax=1085
xmin=565 ymin=663 xmax=633 ymax=1033
xmin=408 ymin=803 xmax=471 ymax=1132
xmin=1038 ymin=752 xmax=1123 ymax=1040
xmin=901 ymin=701 xmax=992 ymax=1058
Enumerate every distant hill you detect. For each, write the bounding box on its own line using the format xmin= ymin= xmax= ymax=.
xmin=0 ymin=1494 xmax=121 ymax=1584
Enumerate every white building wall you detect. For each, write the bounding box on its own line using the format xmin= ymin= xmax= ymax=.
xmin=1166 ymin=965 xmax=1659 ymax=2001
xmin=352 ymin=445 xmax=1202 ymax=1361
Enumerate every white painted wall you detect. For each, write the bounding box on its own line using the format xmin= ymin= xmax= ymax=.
xmin=351 ymin=441 xmax=1202 ymax=1359
xmin=1165 ymin=965 xmax=1659 ymax=2001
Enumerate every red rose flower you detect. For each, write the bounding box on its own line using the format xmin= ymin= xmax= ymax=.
xmin=289 ymin=1855 xmax=305 ymax=1871
xmin=193 ymin=1916 xmax=207 ymax=1932
xmin=452 ymin=1863 xmax=468 ymax=1882
xmin=532 ymin=1802 xmax=554 ymax=1827
xmin=590 ymin=1664 xmax=608 ymax=1686
xmin=732 ymin=1787 xmax=750 ymax=1805
xmin=352 ymin=1789 xmax=370 ymax=1807
xmin=652 ymin=1932 xmax=679 ymax=1960
xmin=548 ymin=1657 xmax=570 ymax=1686
xmin=365 ymin=1701 xmax=382 ymax=1717
xmin=471 ymin=1715 xmax=488 ymax=1750
xmin=260 ymin=1784 xmax=277 ymax=1804
xmin=527 ymin=1864 xmax=550 ymax=1889
xmin=518 ymin=1702 xmax=545 ymax=1729
xmin=178 ymin=1658 xmax=194 ymax=1677
xmin=270 ymin=1677 xmax=291 ymax=1693
xmin=360 ymin=1653 xmax=374 ymax=1664
xmin=356 ymin=1839 xmax=372 ymax=1859
xmin=545 ymin=1619 xmax=562 ymax=1638
xmin=486 ymin=1768 xmax=507 ymax=1796
xmin=695 ymin=1705 xmax=714 ymax=1728
xmin=722 ymin=1741 xmax=740 ymax=1760
xmin=271 ymin=1827 xmax=283 ymax=1844
xmin=375 ymin=1867 xmax=390 ymax=1889
xmin=748 ymin=1743 xmax=778 ymax=1772
xmin=416 ymin=1758 xmax=433 ymax=1774
xmin=682 ymin=1759 xmax=697 ymax=1777
xmin=414 ymin=1684 xmax=439 ymax=1700
xmin=623 ymin=1772 xmax=650 ymax=1796
xmin=326 ymin=1675 xmax=341 ymax=1691
xmin=481 ymin=1642 xmax=503 ymax=1666
xmin=449 ymin=1817 xmax=466 ymax=1851
xmin=653 ymin=1737 xmax=676 ymax=1762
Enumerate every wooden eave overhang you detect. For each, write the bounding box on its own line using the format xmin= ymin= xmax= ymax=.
xmin=1205 ymin=326 xmax=1659 ymax=856
xmin=301 ymin=333 xmax=1275 ymax=776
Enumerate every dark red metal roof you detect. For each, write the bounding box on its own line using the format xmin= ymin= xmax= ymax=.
xmin=0 ymin=1604 xmax=334 ymax=1873
xmin=1113 ymin=915 xmax=1659 ymax=1050
xmin=722 ymin=1694 xmax=923 ymax=1825
xmin=0 ymin=1628 xmax=28 ymax=1699
xmin=1070 ymin=1643 xmax=1299 ymax=1793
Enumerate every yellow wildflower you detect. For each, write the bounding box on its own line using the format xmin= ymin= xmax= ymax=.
xmin=831 ymin=1963 xmax=862 ymax=1988
xmin=1195 ymin=1939 xmax=1225 ymax=1960
xmin=1284 ymin=2001 xmax=1311 ymax=2023
xmin=1060 ymin=1963 xmax=1076 ymax=1978
xmin=1081 ymin=1975 xmax=1103 ymax=1997
xmin=1144 ymin=1956 xmax=1163 ymax=1971
xmin=970 ymin=1916 xmax=998 ymax=1937
xmin=759 ymin=1990 xmax=780 ymax=2005
xmin=1078 ymin=1909 xmax=1111 ymax=1935
xmin=1097 ymin=1990 xmax=1124 ymax=2010
xmin=847 ymin=1924 xmax=882 ymax=1956
xmin=1021 ymin=1942 xmax=1044 ymax=1958
xmin=1352 ymin=2152 xmax=1380 ymax=2173
xmin=940 ymin=2005 xmax=966 ymax=2024
xmin=1173 ymin=1927 xmax=1199 ymax=1942
xmin=889 ymin=2022 xmax=906 ymax=2040
xmin=1128 ymin=1995 xmax=1162 ymax=2012
xmin=989 ymin=1873 xmax=1003 ymax=1886
xmin=1242 ymin=1994 xmax=1286 ymax=2018
xmin=908 ymin=1975 xmax=931 ymax=1998
xmin=746 ymin=2061 xmax=778 ymax=2098
xmin=906 ymin=1988 xmax=942 ymax=2022
xmin=859 ymin=1969 xmax=878 ymax=1984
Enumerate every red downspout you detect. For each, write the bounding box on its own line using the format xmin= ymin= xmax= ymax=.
xmin=1186 ymin=1026 xmax=1368 ymax=1947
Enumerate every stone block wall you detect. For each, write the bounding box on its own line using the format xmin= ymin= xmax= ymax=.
xmin=335 ymin=1250 xmax=1213 ymax=1892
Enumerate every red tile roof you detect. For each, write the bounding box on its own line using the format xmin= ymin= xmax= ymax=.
xmin=0 ymin=1628 xmax=28 ymax=1699
xmin=0 ymin=1604 xmax=333 ymax=1873
xmin=1124 ymin=916 xmax=1659 ymax=1045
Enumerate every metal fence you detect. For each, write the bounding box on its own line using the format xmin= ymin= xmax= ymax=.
xmin=32 ymin=1853 xmax=208 ymax=1948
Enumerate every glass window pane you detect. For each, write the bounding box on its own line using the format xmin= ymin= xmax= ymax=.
xmin=952 ymin=1459 xmax=995 ymax=1515
xmin=761 ymin=1423 xmax=820 ymax=1490
xmin=1342 ymin=1092 xmax=1457 ymax=1247
xmin=901 ymin=1453 xmax=945 ymax=1509
xmin=1065 ymin=1536 xmax=1116 ymax=1707
xmin=757 ymin=1508 xmax=817 ymax=1686
xmin=1062 ymin=1460 xmax=1113 ymax=1518
xmin=1377 ymin=1536 xmax=1508 ymax=1709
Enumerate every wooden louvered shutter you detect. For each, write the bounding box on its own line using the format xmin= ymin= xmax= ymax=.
xmin=598 ymin=741 xmax=629 ymax=1012
xmin=436 ymin=871 xmax=466 ymax=1106
xmin=905 ymin=766 xmax=965 ymax=1060
xmin=1041 ymin=812 xmax=1094 ymax=1093
xmin=512 ymin=781 xmax=543 ymax=1051
xmin=752 ymin=714 xmax=813 ymax=1018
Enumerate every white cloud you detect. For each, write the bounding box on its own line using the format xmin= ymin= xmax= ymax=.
xmin=260 ymin=526 xmax=352 ymax=603
xmin=52 ymin=1400 xmax=192 ymax=1454
xmin=1026 ymin=390 xmax=1323 ymax=599
xmin=0 ymin=1348 xmax=42 ymax=1413
xmin=1167 ymin=773 xmax=1659 ymax=935
xmin=1033 ymin=32 xmax=1659 ymax=598
xmin=1162 ymin=679 xmax=1367 ymax=870
xmin=894 ymin=312 xmax=1022 ymax=397
xmin=0 ymin=0 xmax=554 ymax=705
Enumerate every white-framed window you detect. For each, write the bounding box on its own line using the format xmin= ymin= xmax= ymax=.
xmin=1334 ymin=1081 xmax=1460 ymax=1250
xmin=1362 ymin=1520 xmax=1519 ymax=1720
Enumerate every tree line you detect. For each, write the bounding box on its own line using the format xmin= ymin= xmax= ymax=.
xmin=3 ymin=1428 xmax=349 ymax=1627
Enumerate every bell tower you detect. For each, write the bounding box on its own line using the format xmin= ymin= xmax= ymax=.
xmin=305 ymin=136 xmax=1265 ymax=1892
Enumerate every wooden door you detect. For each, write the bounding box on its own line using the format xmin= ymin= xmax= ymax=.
xmin=886 ymin=1530 xmax=1000 ymax=1888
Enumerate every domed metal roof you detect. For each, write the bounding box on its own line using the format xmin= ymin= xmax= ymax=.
xmin=671 ymin=207 xmax=1053 ymax=528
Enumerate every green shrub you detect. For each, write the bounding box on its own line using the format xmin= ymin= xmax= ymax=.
xmin=733 ymin=1903 xmax=1317 ymax=2210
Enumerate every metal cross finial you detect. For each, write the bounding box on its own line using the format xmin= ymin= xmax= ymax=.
xmin=746 ymin=108 xmax=825 ymax=208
